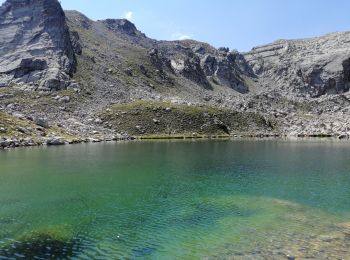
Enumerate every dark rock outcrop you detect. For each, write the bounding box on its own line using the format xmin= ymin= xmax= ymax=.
xmin=170 ymin=54 xmax=212 ymax=89
xmin=0 ymin=0 xmax=77 ymax=90
xmin=201 ymin=51 xmax=252 ymax=93
xmin=70 ymin=31 xmax=83 ymax=55
xmin=102 ymin=19 xmax=145 ymax=37
xmin=155 ymin=41 xmax=252 ymax=92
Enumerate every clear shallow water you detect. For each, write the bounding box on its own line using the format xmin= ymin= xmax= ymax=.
xmin=1 ymin=140 xmax=350 ymax=259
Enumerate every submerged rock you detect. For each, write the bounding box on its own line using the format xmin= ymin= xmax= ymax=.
xmin=0 ymin=226 xmax=81 ymax=259
xmin=132 ymin=246 xmax=157 ymax=257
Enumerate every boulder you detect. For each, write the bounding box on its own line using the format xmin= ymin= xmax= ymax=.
xmin=338 ymin=134 xmax=349 ymax=140
xmin=46 ymin=137 xmax=66 ymax=145
xmin=0 ymin=138 xmax=10 ymax=148
xmin=34 ymin=118 xmax=49 ymax=128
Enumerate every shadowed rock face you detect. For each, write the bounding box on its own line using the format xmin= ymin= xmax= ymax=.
xmin=0 ymin=0 xmax=76 ymax=90
xmin=154 ymin=41 xmax=252 ymax=92
xmin=200 ymin=50 xmax=253 ymax=93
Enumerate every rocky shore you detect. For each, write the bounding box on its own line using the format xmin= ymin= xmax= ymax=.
xmin=0 ymin=135 xmax=133 ymax=150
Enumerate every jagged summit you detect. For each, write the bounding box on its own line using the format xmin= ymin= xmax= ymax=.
xmin=0 ymin=0 xmax=77 ymax=90
xmin=102 ymin=19 xmax=145 ymax=37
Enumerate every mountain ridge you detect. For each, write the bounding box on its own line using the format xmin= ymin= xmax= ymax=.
xmin=0 ymin=0 xmax=350 ymax=148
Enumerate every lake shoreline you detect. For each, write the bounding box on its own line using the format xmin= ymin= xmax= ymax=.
xmin=1 ymin=133 xmax=349 ymax=150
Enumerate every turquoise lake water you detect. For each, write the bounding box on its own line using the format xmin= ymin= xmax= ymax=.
xmin=1 ymin=140 xmax=350 ymax=259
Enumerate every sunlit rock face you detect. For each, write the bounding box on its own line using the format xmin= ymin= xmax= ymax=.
xmin=244 ymin=33 xmax=350 ymax=97
xmin=0 ymin=0 xmax=76 ymax=90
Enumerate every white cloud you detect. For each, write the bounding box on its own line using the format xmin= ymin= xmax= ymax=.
xmin=172 ymin=32 xmax=194 ymax=41
xmin=124 ymin=11 xmax=133 ymax=20
xmin=178 ymin=34 xmax=192 ymax=40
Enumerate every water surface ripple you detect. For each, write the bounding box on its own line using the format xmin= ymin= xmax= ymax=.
xmin=0 ymin=140 xmax=350 ymax=259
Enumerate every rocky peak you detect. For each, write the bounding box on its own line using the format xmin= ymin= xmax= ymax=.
xmin=102 ymin=19 xmax=145 ymax=38
xmin=0 ymin=0 xmax=77 ymax=90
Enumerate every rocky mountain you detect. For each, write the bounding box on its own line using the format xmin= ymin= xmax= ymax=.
xmin=245 ymin=34 xmax=350 ymax=98
xmin=0 ymin=0 xmax=350 ymax=148
xmin=0 ymin=0 xmax=77 ymax=90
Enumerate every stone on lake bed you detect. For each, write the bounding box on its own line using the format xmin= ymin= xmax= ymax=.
xmin=132 ymin=246 xmax=157 ymax=257
xmin=0 ymin=226 xmax=80 ymax=260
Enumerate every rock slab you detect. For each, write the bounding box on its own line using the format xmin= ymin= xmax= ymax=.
xmin=0 ymin=0 xmax=77 ymax=90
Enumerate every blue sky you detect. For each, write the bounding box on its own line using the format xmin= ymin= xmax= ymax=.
xmin=2 ymin=0 xmax=350 ymax=51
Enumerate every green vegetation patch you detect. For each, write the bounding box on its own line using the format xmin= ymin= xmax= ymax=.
xmin=0 ymin=111 xmax=78 ymax=143
xmin=99 ymin=100 xmax=272 ymax=136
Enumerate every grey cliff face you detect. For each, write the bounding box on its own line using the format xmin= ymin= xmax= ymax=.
xmin=156 ymin=41 xmax=252 ymax=93
xmin=244 ymin=33 xmax=350 ymax=97
xmin=0 ymin=0 xmax=77 ymax=90
xmin=200 ymin=49 xmax=253 ymax=93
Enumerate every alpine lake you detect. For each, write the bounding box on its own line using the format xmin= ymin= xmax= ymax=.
xmin=1 ymin=139 xmax=350 ymax=259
